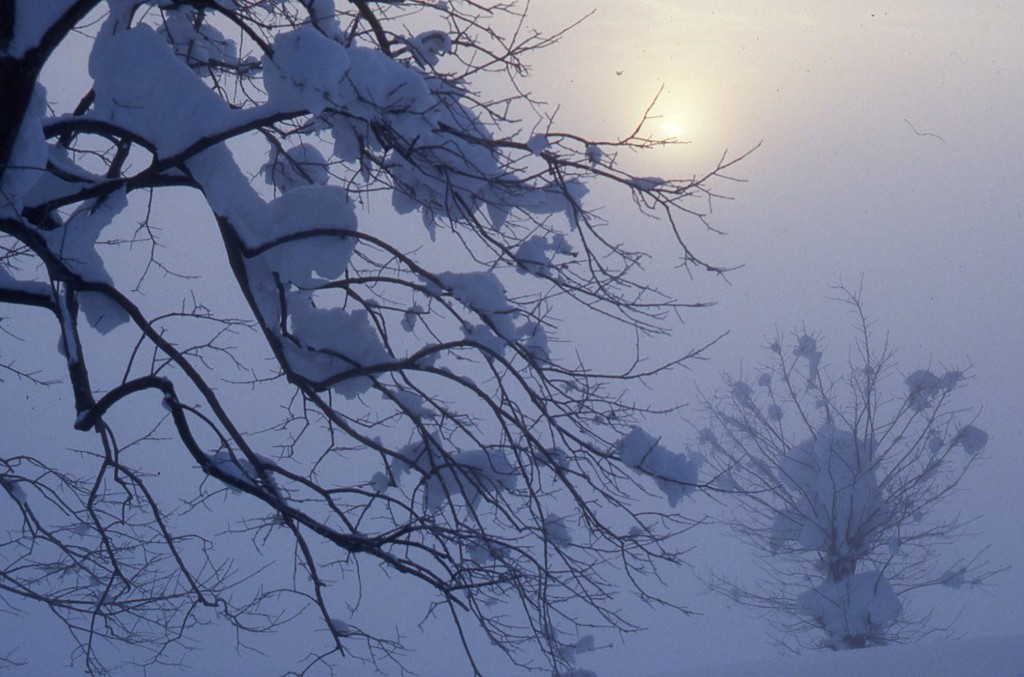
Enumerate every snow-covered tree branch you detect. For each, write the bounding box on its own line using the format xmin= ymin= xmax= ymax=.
xmin=0 ymin=1 xmax=736 ymax=674
xmin=700 ymin=287 xmax=1001 ymax=652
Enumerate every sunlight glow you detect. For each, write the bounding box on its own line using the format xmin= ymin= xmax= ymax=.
xmin=645 ymin=85 xmax=713 ymax=147
xmin=659 ymin=116 xmax=687 ymax=139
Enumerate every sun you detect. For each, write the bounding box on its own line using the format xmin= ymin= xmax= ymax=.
xmin=660 ymin=116 xmax=687 ymax=139
xmin=646 ymin=81 xmax=712 ymax=143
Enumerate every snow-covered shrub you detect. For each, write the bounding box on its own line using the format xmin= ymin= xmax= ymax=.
xmin=700 ymin=288 xmax=998 ymax=651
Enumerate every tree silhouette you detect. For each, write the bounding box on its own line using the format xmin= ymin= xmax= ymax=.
xmin=0 ymin=1 xmax=742 ymax=673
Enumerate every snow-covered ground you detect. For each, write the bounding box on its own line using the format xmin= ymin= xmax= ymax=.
xmin=662 ymin=634 xmax=1024 ymax=677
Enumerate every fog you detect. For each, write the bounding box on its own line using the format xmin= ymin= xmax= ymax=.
xmin=523 ymin=2 xmax=1024 ymax=673
xmin=4 ymin=2 xmax=1022 ymax=675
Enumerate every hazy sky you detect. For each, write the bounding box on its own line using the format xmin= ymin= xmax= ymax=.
xmin=522 ymin=2 xmax=1024 ymax=674
xmin=7 ymin=2 xmax=1023 ymax=675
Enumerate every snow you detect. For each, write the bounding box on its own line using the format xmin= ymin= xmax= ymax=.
xmin=905 ymin=369 xmax=962 ymax=411
xmin=343 ymin=45 xmax=433 ymax=115
xmin=263 ymin=25 xmax=351 ymax=115
xmin=616 ymin=427 xmax=701 ymax=507
xmin=388 ymin=388 xmax=435 ymax=420
xmin=796 ymin=572 xmax=901 ymax=648
xmin=88 ymin=23 xmax=234 ymax=157
xmin=512 ymin=179 xmax=590 ymax=219
xmin=953 ymin=425 xmax=988 ymax=455
xmin=210 ymin=449 xmax=257 ymax=491
xmin=438 ymin=271 xmax=520 ymax=354
xmin=303 ymin=0 xmax=345 ymax=39
xmin=260 ymin=185 xmax=357 ymax=284
xmin=768 ymin=508 xmax=802 ymax=554
xmin=940 ymin=567 xmax=972 ymax=590
xmin=329 ymin=617 xmax=353 ymax=637
xmin=370 ymin=472 xmax=389 ymax=493
xmin=526 ymin=134 xmax=550 ymax=155
xmin=269 ymin=31 xmax=568 ymax=239
xmin=680 ymin=634 xmax=1024 ymax=677
xmin=454 ymin=449 xmax=518 ymax=494
xmin=518 ymin=321 xmax=551 ymax=363
xmin=0 ymin=475 xmax=27 ymax=505
xmin=486 ymin=202 xmax=511 ymax=230
xmin=262 ymin=143 xmax=331 ymax=192
xmin=183 ymin=144 xmax=269 ymax=248
xmin=190 ymin=143 xmax=369 ymax=397
xmin=698 ymin=428 xmax=718 ymax=446
xmin=792 ymin=333 xmax=822 ymax=381
xmin=543 ymin=512 xmax=573 ymax=546
xmin=574 ymin=635 xmax=596 ymax=654
xmin=0 ymin=264 xmax=50 ymax=301
xmin=285 ymin=304 xmax=390 ymax=398
xmin=393 ymin=440 xmax=518 ymax=511
xmin=537 ymin=447 xmax=570 ymax=472
xmin=773 ymin=425 xmax=888 ymax=558
xmin=466 ymin=537 xmax=507 ymax=564
xmin=160 ymin=5 xmax=247 ymax=77
xmin=77 ymin=291 xmax=130 ymax=335
xmin=40 ymin=186 xmax=131 ymax=333
xmin=515 ymin=234 xmax=574 ymax=276
xmin=629 ymin=176 xmax=664 ymax=191
xmin=407 ymin=30 xmax=453 ymax=67
xmin=402 ymin=304 xmax=424 ymax=331
xmin=381 ymin=73 xmax=511 ymax=231
xmin=329 ymin=115 xmax=363 ymax=163
xmin=729 ymin=380 xmax=754 ymax=407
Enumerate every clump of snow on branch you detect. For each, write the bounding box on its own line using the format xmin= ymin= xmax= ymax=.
xmin=262 ymin=143 xmax=330 ymax=192
xmin=797 ymin=572 xmax=901 ymax=650
xmin=0 ymin=475 xmax=28 ymax=505
xmin=953 ymin=425 xmax=988 ymax=455
xmin=438 ymin=271 xmax=518 ymax=354
xmin=515 ymin=234 xmax=575 ymax=276
xmin=616 ymin=427 xmax=701 ymax=507
xmin=543 ymin=513 xmax=573 ymax=547
xmin=773 ymin=425 xmax=889 ymax=559
xmin=210 ymin=449 xmax=257 ymax=491
xmin=258 ymin=185 xmax=357 ymax=283
xmin=160 ymin=5 xmax=250 ymax=76
xmin=329 ymin=618 xmax=354 ymax=637
xmin=89 ymin=24 xmax=233 ymax=155
xmin=285 ymin=304 xmax=391 ymax=398
xmin=406 ymin=30 xmax=452 ymax=67
xmin=905 ymin=369 xmax=963 ymax=411
xmin=263 ymin=24 xmax=352 ymax=114
xmin=393 ymin=439 xmax=518 ymax=511
xmin=41 ymin=187 xmax=131 ymax=333
xmin=792 ymin=333 xmax=822 ymax=383
xmin=526 ymin=134 xmax=549 ymax=155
